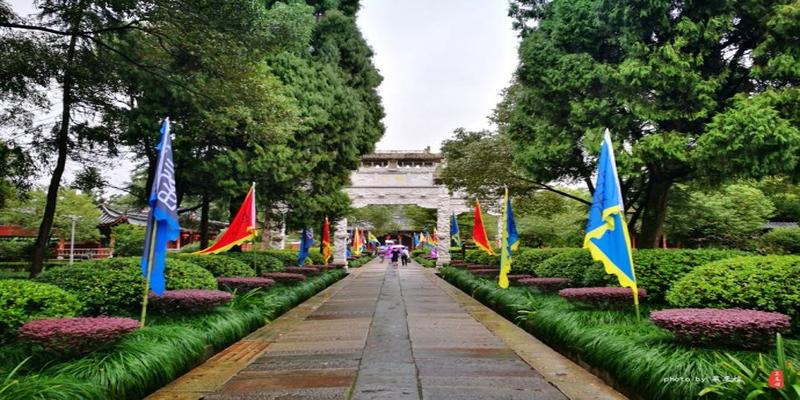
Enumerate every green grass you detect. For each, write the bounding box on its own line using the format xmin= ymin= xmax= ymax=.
xmin=440 ymin=267 xmax=800 ymax=400
xmin=0 ymin=269 xmax=346 ymax=400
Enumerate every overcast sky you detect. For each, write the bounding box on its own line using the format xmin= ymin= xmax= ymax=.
xmin=358 ymin=0 xmax=519 ymax=150
xmin=9 ymin=0 xmax=519 ymax=191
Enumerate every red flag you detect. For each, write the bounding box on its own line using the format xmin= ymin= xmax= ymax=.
xmin=194 ymin=185 xmax=257 ymax=255
xmin=472 ymin=201 xmax=495 ymax=255
xmin=321 ymin=217 xmax=331 ymax=264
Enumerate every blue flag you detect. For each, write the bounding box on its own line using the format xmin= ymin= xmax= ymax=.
xmin=413 ymin=233 xmax=420 ymax=248
xmin=297 ymin=228 xmax=314 ymax=266
xmin=499 ymin=187 xmax=519 ymax=288
xmin=450 ymin=212 xmax=462 ymax=247
xmin=584 ymin=130 xmax=638 ymax=299
xmin=141 ymin=118 xmax=180 ymax=296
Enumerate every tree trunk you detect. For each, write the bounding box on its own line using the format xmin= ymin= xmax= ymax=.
xmin=30 ymin=33 xmax=78 ymax=278
xmin=638 ymin=178 xmax=672 ymax=249
xmin=200 ymin=193 xmax=210 ymax=249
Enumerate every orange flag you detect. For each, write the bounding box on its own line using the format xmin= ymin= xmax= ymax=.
xmin=194 ymin=184 xmax=257 ymax=255
xmin=472 ymin=201 xmax=495 ymax=255
xmin=321 ymin=217 xmax=331 ymax=264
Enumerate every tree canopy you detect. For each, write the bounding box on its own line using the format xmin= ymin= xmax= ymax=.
xmin=499 ymin=0 xmax=800 ymax=247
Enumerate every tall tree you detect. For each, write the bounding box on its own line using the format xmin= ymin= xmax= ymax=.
xmin=500 ymin=0 xmax=800 ymax=247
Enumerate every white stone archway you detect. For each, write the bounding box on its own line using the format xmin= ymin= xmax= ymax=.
xmin=333 ymin=151 xmax=470 ymax=267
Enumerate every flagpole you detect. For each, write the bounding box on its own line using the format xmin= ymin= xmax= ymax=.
xmin=140 ymin=221 xmax=158 ymax=328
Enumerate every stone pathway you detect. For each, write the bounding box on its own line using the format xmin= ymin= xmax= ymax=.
xmin=148 ymin=260 xmax=625 ymax=400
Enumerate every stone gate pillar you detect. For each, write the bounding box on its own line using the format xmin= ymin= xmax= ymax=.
xmin=268 ymin=214 xmax=286 ymax=250
xmin=333 ymin=218 xmax=348 ymax=267
xmin=436 ymin=189 xmax=451 ymax=267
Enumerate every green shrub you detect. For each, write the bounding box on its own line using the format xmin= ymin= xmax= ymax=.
xmin=0 ymin=239 xmax=34 ymax=261
xmin=667 ymin=256 xmax=800 ymax=325
xmin=0 ymin=280 xmax=83 ymax=340
xmin=174 ymin=255 xmax=255 ymax=277
xmin=513 ymin=248 xmax=572 ymax=274
xmin=36 ymin=257 xmax=216 ymax=315
xmin=225 ymin=252 xmax=284 ymax=274
xmin=307 ymin=249 xmax=326 ymax=265
xmin=111 ymin=224 xmax=145 ymax=257
xmin=761 ymin=227 xmax=800 ymax=254
xmin=632 ymin=249 xmax=747 ymax=303
xmin=464 ymin=250 xmax=500 ymax=266
xmin=534 ymin=248 xmax=611 ymax=286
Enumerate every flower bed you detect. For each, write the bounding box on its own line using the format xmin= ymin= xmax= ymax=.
xmin=311 ymin=264 xmax=342 ymax=271
xmin=559 ymin=287 xmax=647 ymax=307
xmin=466 ymin=264 xmax=494 ymax=270
xmin=650 ymin=308 xmax=791 ymax=349
xmin=518 ymin=277 xmax=570 ymax=292
xmin=19 ymin=317 xmax=139 ymax=353
xmin=283 ymin=266 xmax=321 ymax=276
xmin=148 ymin=290 xmax=233 ymax=313
xmin=217 ymin=277 xmax=275 ymax=292
xmin=261 ymin=272 xmax=307 ymax=282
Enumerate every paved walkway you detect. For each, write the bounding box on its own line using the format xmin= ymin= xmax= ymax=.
xmin=149 ymin=260 xmax=625 ymax=400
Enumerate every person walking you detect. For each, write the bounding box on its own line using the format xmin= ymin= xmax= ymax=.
xmin=391 ymin=247 xmax=400 ymax=266
xmin=401 ymin=247 xmax=409 ymax=266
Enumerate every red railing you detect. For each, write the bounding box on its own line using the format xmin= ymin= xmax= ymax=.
xmin=55 ymin=248 xmax=113 ymax=260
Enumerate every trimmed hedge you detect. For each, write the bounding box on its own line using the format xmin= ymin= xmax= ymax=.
xmin=148 ymin=290 xmax=233 ymax=313
xmin=761 ymin=227 xmax=800 ymax=254
xmin=217 ymin=277 xmax=275 ymax=293
xmin=632 ymin=249 xmax=747 ymax=303
xmin=224 ymin=252 xmax=284 ymax=274
xmin=667 ymin=256 xmax=800 ymax=326
xmin=464 ymin=250 xmax=500 ymax=266
xmin=174 ymin=255 xmax=255 ymax=277
xmin=348 ymin=256 xmax=373 ymax=268
xmin=0 ymin=280 xmax=83 ymax=340
xmin=19 ymin=317 xmax=139 ymax=354
xmin=534 ymin=248 xmax=612 ymax=286
xmin=650 ymin=308 xmax=791 ymax=349
xmin=36 ymin=257 xmax=216 ymax=315
xmin=513 ymin=248 xmax=572 ymax=274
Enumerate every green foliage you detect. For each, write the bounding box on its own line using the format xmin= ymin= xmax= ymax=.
xmin=0 ymin=280 xmax=82 ymax=340
xmin=534 ymin=248 xmax=610 ymax=286
xmin=0 ymin=188 xmax=101 ymax=242
xmin=0 ymin=142 xmax=33 ymax=210
xmin=464 ymin=250 xmax=500 ymax=266
xmin=757 ymin=177 xmax=800 ymax=222
xmin=0 ymin=240 xmax=33 ymax=262
xmin=225 ymin=252 xmax=284 ymax=275
xmin=36 ymin=257 xmax=216 ymax=315
xmin=110 ymin=225 xmax=145 ymax=257
xmin=668 ymin=256 xmax=800 ymax=326
xmin=441 ymin=266 xmax=800 ymax=400
xmin=348 ymin=206 xmax=400 ymax=235
xmin=633 ymin=249 xmax=748 ymax=303
xmin=36 ymin=264 xmax=141 ymax=316
xmin=665 ymin=183 xmax=775 ymax=249
xmin=257 ymin=250 xmax=308 ymax=267
xmin=347 ymin=256 xmax=373 ymax=268
xmin=513 ymin=248 xmax=573 ymax=275
xmin=413 ymin=257 xmax=436 ymax=268
xmin=175 ymin=255 xmax=255 ymax=277
xmin=761 ymin=228 xmax=800 ymax=255
xmin=700 ymin=334 xmax=800 ymax=399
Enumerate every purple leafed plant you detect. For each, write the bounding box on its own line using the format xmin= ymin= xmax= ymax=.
xmin=518 ymin=277 xmax=571 ymax=292
xmin=19 ymin=317 xmax=139 ymax=353
xmin=559 ymin=287 xmax=647 ymax=306
xmin=284 ymin=266 xmax=321 ymax=276
xmin=261 ymin=272 xmax=306 ymax=282
xmin=311 ymin=264 xmax=342 ymax=271
xmin=149 ymin=290 xmax=232 ymax=313
xmin=650 ymin=308 xmax=791 ymax=349
xmin=470 ymin=268 xmax=499 ymax=277
xmin=217 ymin=277 xmax=275 ymax=293
xmin=506 ymin=274 xmax=535 ymax=283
